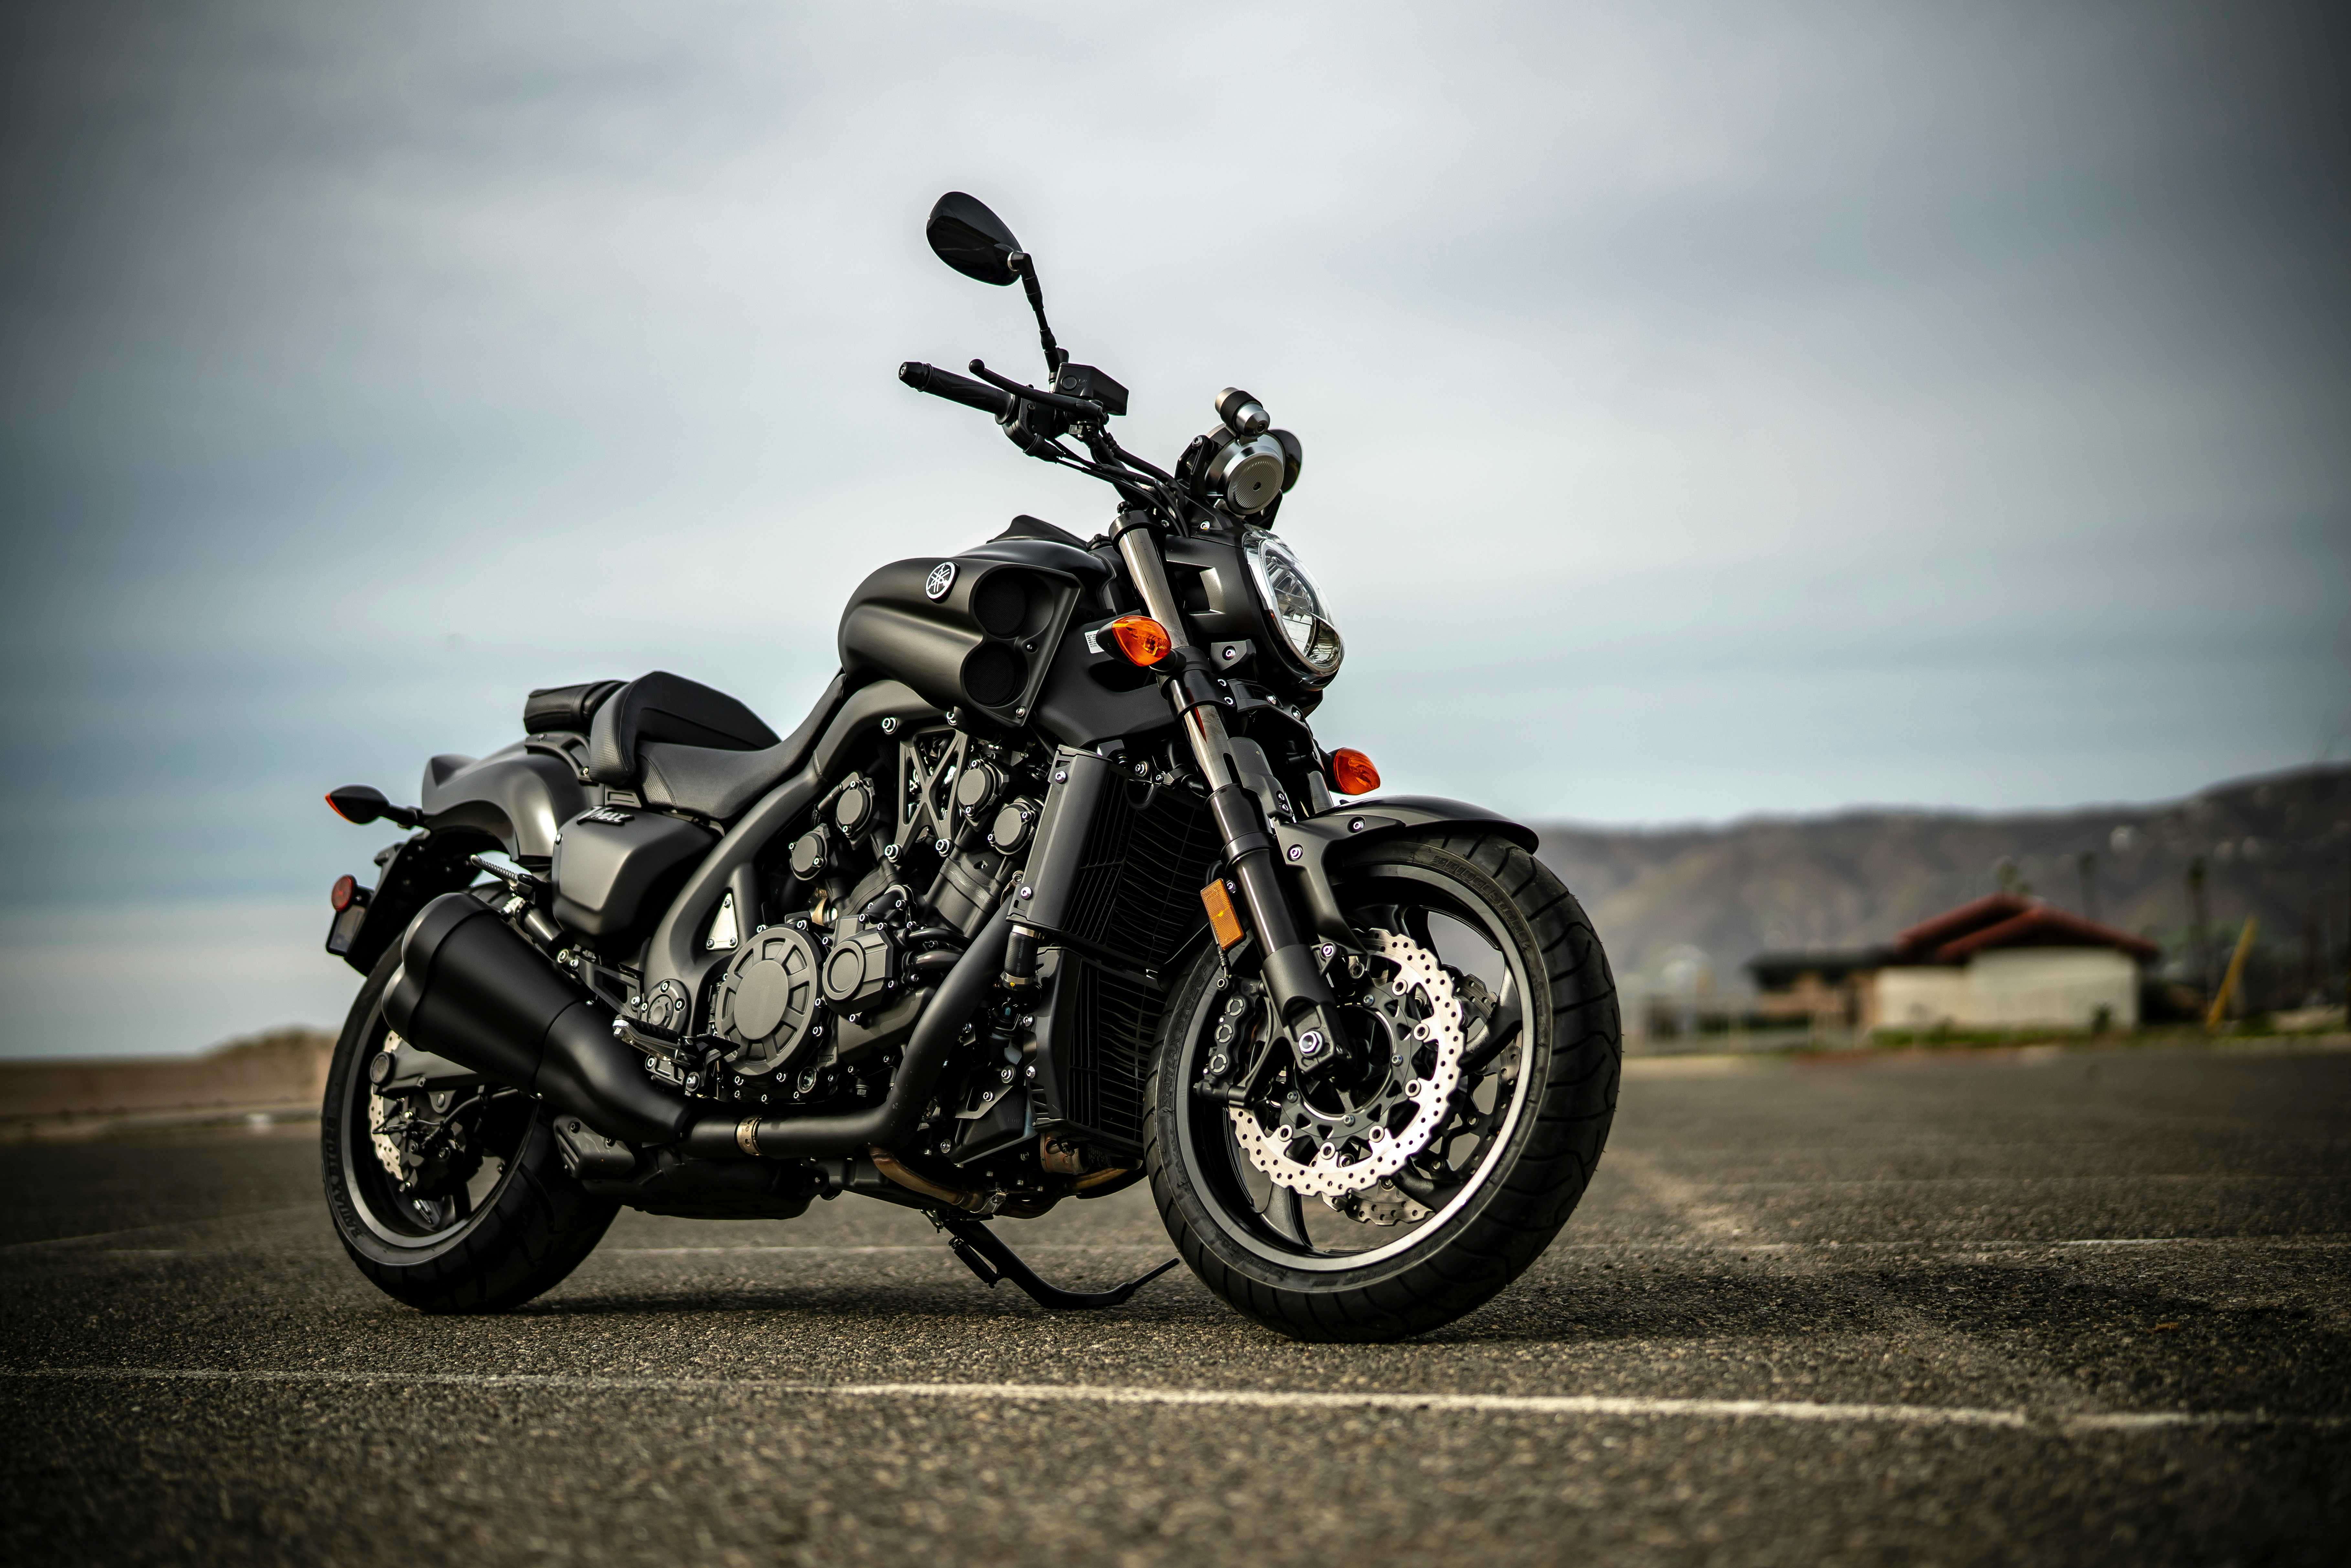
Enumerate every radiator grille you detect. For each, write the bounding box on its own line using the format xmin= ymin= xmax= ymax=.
xmin=1056 ymin=959 xmax=1161 ymax=1152
xmin=1061 ymin=779 xmax=1218 ymax=973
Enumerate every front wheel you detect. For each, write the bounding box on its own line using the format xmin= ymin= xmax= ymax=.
xmin=1146 ymin=831 xmax=1619 ymax=1341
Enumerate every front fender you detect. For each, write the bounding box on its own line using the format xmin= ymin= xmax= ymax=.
xmin=1273 ymin=795 xmax=1538 ymax=944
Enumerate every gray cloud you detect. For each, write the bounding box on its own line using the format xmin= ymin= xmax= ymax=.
xmin=1 ymin=1 xmax=2344 ymax=1052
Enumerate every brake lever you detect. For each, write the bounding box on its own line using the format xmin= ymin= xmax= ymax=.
xmin=966 ymin=359 xmax=1107 ymax=423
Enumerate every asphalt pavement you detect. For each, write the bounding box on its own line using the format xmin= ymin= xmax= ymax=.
xmin=4 ymin=1043 xmax=2346 ymax=1566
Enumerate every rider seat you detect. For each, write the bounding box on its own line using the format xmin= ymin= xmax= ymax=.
xmin=576 ymin=670 xmax=847 ymax=822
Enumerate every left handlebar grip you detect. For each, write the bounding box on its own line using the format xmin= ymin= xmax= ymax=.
xmin=899 ymin=361 xmax=1014 ymax=419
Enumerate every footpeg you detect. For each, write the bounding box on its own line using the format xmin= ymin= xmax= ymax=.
xmin=935 ymin=1215 xmax=1180 ymax=1310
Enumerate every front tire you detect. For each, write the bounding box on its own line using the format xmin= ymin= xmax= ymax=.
xmin=1145 ymin=831 xmax=1618 ymax=1341
xmin=321 ymin=945 xmax=618 ymax=1313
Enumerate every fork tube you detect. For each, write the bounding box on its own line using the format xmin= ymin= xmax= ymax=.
xmin=1115 ymin=518 xmax=1337 ymax=1035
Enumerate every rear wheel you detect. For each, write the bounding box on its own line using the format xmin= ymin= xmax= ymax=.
xmin=321 ymin=945 xmax=617 ymax=1313
xmin=1146 ymin=831 xmax=1618 ymax=1341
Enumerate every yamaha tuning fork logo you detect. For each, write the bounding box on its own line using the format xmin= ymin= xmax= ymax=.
xmin=924 ymin=561 xmax=957 ymax=601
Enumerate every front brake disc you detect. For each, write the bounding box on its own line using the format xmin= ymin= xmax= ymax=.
xmin=1228 ymin=929 xmax=1465 ymax=1199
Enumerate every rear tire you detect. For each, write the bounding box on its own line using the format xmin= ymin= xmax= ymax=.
xmin=1145 ymin=830 xmax=1618 ymax=1341
xmin=321 ymin=945 xmax=618 ymax=1313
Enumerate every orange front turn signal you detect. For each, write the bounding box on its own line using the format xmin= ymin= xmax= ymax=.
xmin=1105 ymin=614 xmax=1171 ymax=667
xmin=1328 ymin=748 xmax=1381 ymax=796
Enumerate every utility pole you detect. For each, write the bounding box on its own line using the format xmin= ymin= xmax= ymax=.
xmin=2078 ymin=851 xmax=2099 ymax=924
xmin=2188 ymin=855 xmax=2212 ymax=1000
xmin=2207 ymin=916 xmax=2260 ymax=1029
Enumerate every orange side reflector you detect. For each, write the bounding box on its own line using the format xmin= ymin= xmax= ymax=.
xmin=1106 ymin=614 xmax=1172 ymax=667
xmin=1329 ymin=747 xmax=1381 ymax=796
xmin=1200 ymin=878 xmax=1246 ymax=951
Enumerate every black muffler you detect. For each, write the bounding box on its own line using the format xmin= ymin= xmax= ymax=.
xmin=382 ymin=893 xmax=693 ymax=1146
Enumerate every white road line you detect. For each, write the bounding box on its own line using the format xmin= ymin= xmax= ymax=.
xmin=1676 ymin=1235 xmax=2350 ymax=1254
xmin=1 ymin=1367 xmax=2337 ymax=1434
xmin=0 ymin=1207 xmax=318 ymax=1253
xmin=605 ymin=1244 xmax=1172 ymax=1256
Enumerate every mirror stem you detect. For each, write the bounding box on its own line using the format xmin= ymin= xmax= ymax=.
xmin=1008 ymin=252 xmax=1067 ymax=374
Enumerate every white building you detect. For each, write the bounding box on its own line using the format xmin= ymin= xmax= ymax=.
xmin=1750 ymin=893 xmax=2159 ymax=1033
xmin=1870 ymin=894 xmax=2157 ymax=1031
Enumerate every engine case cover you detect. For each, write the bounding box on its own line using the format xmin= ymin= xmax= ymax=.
xmin=713 ymin=925 xmax=824 ymax=1076
xmin=820 ymin=918 xmax=898 ymax=1011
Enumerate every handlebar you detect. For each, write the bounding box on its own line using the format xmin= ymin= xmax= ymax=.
xmin=898 ymin=361 xmax=1013 ymax=419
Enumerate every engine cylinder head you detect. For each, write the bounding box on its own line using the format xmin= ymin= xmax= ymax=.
xmin=954 ymin=759 xmax=1008 ymax=817
xmin=833 ymin=778 xmax=876 ymax=838
xmin=988 ymin=797 xmax=1041 ymax=854
xmin=788 ymin=827 xmax=833 ymax=882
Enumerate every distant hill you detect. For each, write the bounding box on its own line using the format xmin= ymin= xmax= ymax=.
xmin=1533 ymin=764 xmax=2351 ymax=1010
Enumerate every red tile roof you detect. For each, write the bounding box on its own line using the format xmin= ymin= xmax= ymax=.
xmin=1891 ymin=893 xmax=2159 ymax=964
xmin=1890 ymin=893 xmax=2033 ymax=961
xmin=1931 ymin=903 xmax=2161 ymax=963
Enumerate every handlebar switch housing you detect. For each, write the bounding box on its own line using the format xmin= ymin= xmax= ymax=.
xmin=1050 ymin=363 xmax=1128 ymax=418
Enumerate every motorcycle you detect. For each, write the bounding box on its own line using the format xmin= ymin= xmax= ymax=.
xmin=316 ymin=192 xmax=1620 ymax=1341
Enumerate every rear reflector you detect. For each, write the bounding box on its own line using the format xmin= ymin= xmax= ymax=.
xmin=331 ymin=874 xmax=360 ymax=912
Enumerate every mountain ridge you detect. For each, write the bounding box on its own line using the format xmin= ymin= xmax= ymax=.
xmin=1530 ymin=763 xmax=2351 ymax=1008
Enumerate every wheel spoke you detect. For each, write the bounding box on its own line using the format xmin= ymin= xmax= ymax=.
xmin=1459 ymin=970 xmax=1523 ymax=1075
xmin=1263 ymin=1183 xmax=1311 ymax=1247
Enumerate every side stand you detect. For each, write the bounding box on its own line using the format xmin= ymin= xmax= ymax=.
xmin=935 ymin=1214 xmax=1180 ymax=1310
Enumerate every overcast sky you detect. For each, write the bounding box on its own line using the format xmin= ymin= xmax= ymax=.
xmin=2 ymin=1 xmax=2345 ymax=1055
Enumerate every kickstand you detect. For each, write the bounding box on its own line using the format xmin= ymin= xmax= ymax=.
xmin=934 ymin=1214 xmax=1181 ymax=1310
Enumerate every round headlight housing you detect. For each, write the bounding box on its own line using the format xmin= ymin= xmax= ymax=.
xmin=1243 ymin=531 xmax=1344 ymax=680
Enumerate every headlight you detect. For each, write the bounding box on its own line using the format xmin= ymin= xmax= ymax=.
xmin=1243 ymin=531 xmax=1344 ymax=679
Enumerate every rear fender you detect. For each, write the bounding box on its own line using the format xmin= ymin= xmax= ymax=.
xmin=1271 ymin=796 xmax=1538 ymax=946
xmin=417 ymin=742 xmax=591 ymax=860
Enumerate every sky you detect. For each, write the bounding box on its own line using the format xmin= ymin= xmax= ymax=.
xmin=2 ymin=0 xmax=2346 ymax=1056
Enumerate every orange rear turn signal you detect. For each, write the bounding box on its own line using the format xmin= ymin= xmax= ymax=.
xmin=1105 ymin=614 xmax=1172 ymax=667
xmin=1328 ymin=748 xmax=1381 ymax=796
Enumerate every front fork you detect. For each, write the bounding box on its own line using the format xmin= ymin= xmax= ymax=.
xmin=1109 ymin=515 xmax=1351 ymax=1077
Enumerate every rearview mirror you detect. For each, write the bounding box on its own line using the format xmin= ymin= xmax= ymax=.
xmin=926 ymin=192 xmax=1023 ymax=286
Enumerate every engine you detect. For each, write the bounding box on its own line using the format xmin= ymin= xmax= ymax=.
xmin=683 ymin=724 xmax=1045 ymax=1121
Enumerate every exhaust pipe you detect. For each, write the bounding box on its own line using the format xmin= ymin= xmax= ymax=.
xmin=382 ymin=893 xmax=693 ymax=1147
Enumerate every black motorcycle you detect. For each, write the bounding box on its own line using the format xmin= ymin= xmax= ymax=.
xmin=316 ymin=193 xmax=1619 ymax=1341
